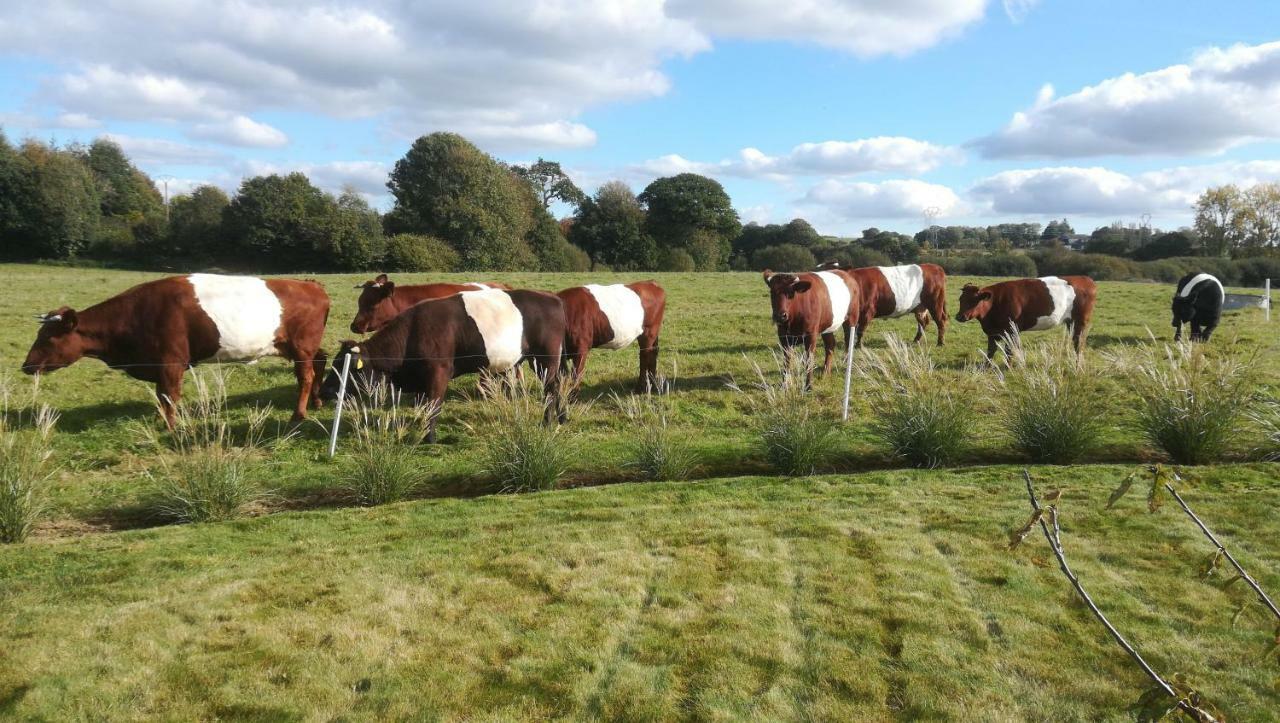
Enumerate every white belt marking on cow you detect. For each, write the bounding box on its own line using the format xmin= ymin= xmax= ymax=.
xmin=1178 ymin=273 xmax=1224 ymax=299
xmin=814 ymin=271 xmax=851 ymax=334
xmin=465 ymin=283 xmax=492 ymax=290
xmin=461 ymin=288 xmax=525 ymax=371
xmin=585 ymin=284 xmax=646 ymax=350
xmin=876 ymin=265 xmax=924 ymax=317
xmin=1030 ymin=276 xmax=1077 ymax=331
xmin=188 ymin=274 xmax=283 ymax=361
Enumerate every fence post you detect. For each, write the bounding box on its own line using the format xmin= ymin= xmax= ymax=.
xmin=327 ymin=352 xmax=353 ymax=458
xmin=1266 ymin=278 xmax=1272 ymax=322
xmin=842 ymin=327 xmax=857 ymax=421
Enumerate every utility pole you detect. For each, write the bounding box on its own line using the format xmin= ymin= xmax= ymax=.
xmin=157 ymin=175 xmax=175 ymax=222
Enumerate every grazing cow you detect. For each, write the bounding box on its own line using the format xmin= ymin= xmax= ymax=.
xmin=319 ymin=288 xmax=565 ymax=443
xmin=350 ymin=274 xmax=512 ymax=333
xmin=816 ymin=261 xmax=948 ymax=347
xmin=762 ymin=269 xmax=862 ymax=388
xmin=21 ymin=274 xmax=330 ymax=426
xmin=954 ymin=276 xmax=1097 ymax=358
xmin=1172 ymin=272 xmax=1224 ymax=342
xmin=557 ymin=282 xmax=666 ymax=394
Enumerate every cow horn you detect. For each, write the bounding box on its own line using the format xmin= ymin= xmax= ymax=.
xmin=349 ymin=345 xmax=361 ymax=354
xmin=37 ymin=314 xmax=61 ymax=323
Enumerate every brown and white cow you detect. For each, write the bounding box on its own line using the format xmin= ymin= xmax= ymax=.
xmin=763 ymin=269 xmax=862 ymax=389
xmin=320 ymin=288 xmax=565 ymax=443
xmin=22 ymin=274 xmax=330 ymax=426
xmin=557 ymin=281 xmax=666 ymax=394
xmin=349 ymin=274 xmax=512 ymax=334
xmin=816 ymin=261 xmax=948 ymax=347
xmin=954 ymin=275 xmax=1097 ymax=358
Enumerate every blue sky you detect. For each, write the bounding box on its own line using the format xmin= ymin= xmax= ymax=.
xmin=2 ymin=0 xmax=1279 ymax=237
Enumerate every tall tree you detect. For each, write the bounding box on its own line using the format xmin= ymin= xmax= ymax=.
xmin=511 ymin=158 xmax=586 ymax=210
xmin=222 ymin=172 xmax=335 ymax=271
xmin=638 ymin=173 xmax=740 ymax=270
xmin=571 ymin=181 xmax=657 ymax=270
xmin=167 ymin=185 xmax=230 ymax=260
xmin=0 ymin=131 xmax=23 ymax=258
xmin=386 ymin=133 xmax=536 ymax=270
xmin=11 ymin=140 xmax=100 ymax=259
xmin=327 ymin=189 xmax=386 ymax=270
xmin=1194 ymin=185 xmax=1246 ymax=257
xmin=1242 ymin=182 xmax=1280 ymax=249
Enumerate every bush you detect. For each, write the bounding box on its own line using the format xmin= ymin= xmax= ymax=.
xmin=732 ymin=353 xmax=836 ymax=476
xmin=615 ymin=382 xmax=697 ymax=481
xmin=0 ymin=381 xmax=58 ymax=544
xmin=1116 ymin=341 xmax=1256 ymax=464
xmin=384 ymin=233 xmax=460 ymax=272
xmin=858 ymin=335 xmax=968 ymax=468
xmin=815 ymin=246 xmax=892 ymax=269
xmin=1232 ymin=257 xmax=1280 ymax=286
xmin=999 ymin=335 xmax=1108 ymax=463
xmin=750 ymin=243 xmax=817 ymax=271
xmin=657 ymin=248 xmax=696 ymax=272
xmin=140 ymin=369 xmax=282 ymax=523
xmin=343 ymin=381 xmax=435 ymax=505
xmin=923 ymin=253 xmax=1036 ymax=277
xmin=474 ymin=372 xmax=574 ymax=492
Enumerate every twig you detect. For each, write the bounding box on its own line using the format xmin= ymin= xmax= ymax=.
xmin=1165 ymin=482 xmax=1280 ymax=623
xmin=1021 ymin=470 xmax=1190 ymax=710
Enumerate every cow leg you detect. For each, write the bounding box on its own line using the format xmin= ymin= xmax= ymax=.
xmin=1190 ymin=320 xmax=1204 ymax=342
xmin=821 ymin=332 xmax=836 ymax=378
xmin=1173 ymin=321 xmax=1183 ymax=342
xmin=913 ymin=309 xmax=929 ymax=343
xmin=291 ymin=359 xmax=315 ymax=422
xmin=985 ymin=335 xmax=999 ymax=361
xmin=155 ymin=366 xmax=185 ymax=430
xmin=1200 ymin=320 xmax=1217 ymax=342
xmin=636 ymin=331 xmax=661 ymax=394
xmin=931 ymin=293 xmax=948 ymax=347
xmin=803 ymin=334 xmax=818 ymax=391
xmin=423 ymin=365 xmax=451 ymax=445
xmin=310 ymin=351 xmax=327 ymax=408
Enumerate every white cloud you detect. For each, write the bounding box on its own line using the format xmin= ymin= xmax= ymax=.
xmin=635 ymin=137 xmax=958 ymax=180
xmin=968 ymin=161 xmax=1280 ymax=215
xmin=101 ymin=134 xmax=232 ymax=167
xmin=1001 ymin=0 xmax=1039 ymax=23
xmin=190 ymin=116 xmax=289 ymax=148
xmin=974 ymin=41 xmax=1280 ymax=158
xmin=238 ymin=159 xmax=392 ymax=201
xmin=668 ymin=0 xmax=987 ymax=57
xmin=0 ymin=1 xmax=999 ymax=152
xmin=801 ymin=178 xmax=963 ymax=219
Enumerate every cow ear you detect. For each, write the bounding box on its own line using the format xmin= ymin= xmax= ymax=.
xmin=792 ymin=281 xmax=812 ymax=293
xmin=374 ymin=274 xmax=389 ymax=285
xmin=382 ymin=281 xmax=395 ymax=296
xmin=762 ymin=269 xmax=774 ymax=283
xmin=978 ymin=290 xmax=993 ymax=301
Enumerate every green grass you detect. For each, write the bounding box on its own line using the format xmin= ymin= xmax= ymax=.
xmin=0 ymin=263 xmax=1277 ymax=719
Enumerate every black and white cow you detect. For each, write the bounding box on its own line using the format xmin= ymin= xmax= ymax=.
xmin=1172 ymin=272 xmax=1224 ymax=342
xmin=319 ymin=287 xmax=566 ymax=442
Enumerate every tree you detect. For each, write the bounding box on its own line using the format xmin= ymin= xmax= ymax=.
xmin=10 ymin=140 xmax=100 ymax=259
xmin=167 ymin=185 xmax=230 ymax=259
xmin=222 ymin=172 xmax=335 ymax=271
xmin=1241 ymin=182 xmax=1280 ymax=250
xmin=0 ymin=131 xmax=23 ymax=257
xmin=510 ymin=158 xmax=586 ymax=210
xmin=750 ymin=243 xmax=816 ymax=271
xmin=1042 ymin=218 xmax=1074 ymax=239
xmin=1132 ymin=231 xmax=1194 ymax=261
xmin=387 ymin=133 xmax=536 ymax=270
xmin=859 ymin=227 xmax=919 ymax=263
xmin=570 ymin=181 xmax=657 ymax=270
xmin=327 ymin=190 xmax=385 ymax=270
xmin=1194 ymin=185 xmax=1246 ymax=258
xmin=638 ymin=173 xmax=740 ymax=270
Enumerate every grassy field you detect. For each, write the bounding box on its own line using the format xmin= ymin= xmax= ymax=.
xmin=1 ymin=263 xmax=1278 ymax=720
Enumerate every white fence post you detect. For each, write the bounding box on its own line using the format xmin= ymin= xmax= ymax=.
xmin=327 ymin=352 xmax=353 ymax=458
xmin=842 ymin=327 xmax=857 ymax=421
xmin=1266 ymin=278 xmax=1272 ymax=322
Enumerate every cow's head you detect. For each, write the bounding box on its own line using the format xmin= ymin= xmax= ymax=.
xmin=22 ymin=307 xmax=85 ymax=374
xmin=763 ymin=270 xmax=813 ymax=327
xmin=955 ymin=284 xmax=993 ymax=323
xmin=351 ymin=274 xmax=397 ymax=334
xmin=318 ymin=340 xmax=376 ymax=402
xmin=1170 ymin=293 xmax=1196 ymax=326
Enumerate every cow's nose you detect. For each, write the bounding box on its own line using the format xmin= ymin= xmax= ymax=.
xmin=350 ymin=322 xmax=363 ymax=334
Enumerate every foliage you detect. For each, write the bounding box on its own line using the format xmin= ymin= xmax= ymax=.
xmin=749 ymin=243 xmax=816 ymax=271
xmin=615 ymin=382 xmax=698 ymax=481
xmin=1249 ymin=398 xmax=1280 ymax=461
xmin=510 ymin=158 xmax=586 ymax=210
xmin=0 ymin=379 xmax=58 ymax=543
xmin=138 ymin=369 xmax=281 ymax=523
xmin=166 ymin=185 xmax=230 ymax=260
xmin=221 ymin=172 xmax=336 ymax=271
xmin=858 ymin=227 xmax=919 ymax=263
xmin=571 ymin=180 xmax=658 ymax=270
xmin=343 ymin=381 xmax=435 ymax=505
xmin=921 ymin=253 xmax=1037 ymax=277
xmin=657 ymin=247 xmax=696 ymax=272
xmin=1133 ymin=231 xmax=1195 ymax=261
xmin=858 ymin=335 xmax=968 ymax=468
xmin=639 ymin=173 xmax=740 ymax=270
xmin=731 ymin=353 xmax=836 ymax=476
xmin=999 ymin=336 xmax=1108 ymax=463
xmin=732 ymin=219 xmax=821 ymax=263
xmin=815 ymin=244 xmax=893 ymax=269
xmin=383 ymin=232 xmax=460 ymax=272
xmin=1113 ymin=341 xmax=1256 ymax=464
xmin=526 ymin=204 xmax=589 ymax=271
xmin=386 ymin=132 xmax=537 ymax=271
xmin=326 ymin=190 xmax=385 ymax=270
xmin=473 ymin=372 xmax=573 ymax=492
xmin=7 ymin=140 xmax=101 ymax=259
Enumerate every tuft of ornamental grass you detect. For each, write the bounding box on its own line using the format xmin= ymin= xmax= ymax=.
xmin=857 ymin=334 xmax=968 ymax=468
xmin=139 ymin=368 xmax=283 ymax=523
xmin=343 ymin=379 xmax=435 ymax=505
xmin=471 ymin=370 xmax=576 ymax=493
xmin=998 ymin=332 xmax=1109 ymax=463
xmin=1110 ymin=339 xmax=1256 ymax=465
xmin=1251 ymin=398 xmax=1280 ymax=461
xmin=730 ymin=350 xmax=836 ymax=476
xmin=613 ymin=377 xmax=698 ymax=481
xmin=0 ymin=377 xmax=58 ymax=543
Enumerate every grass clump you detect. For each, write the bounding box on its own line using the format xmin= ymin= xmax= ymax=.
xmin=614 ymin=378 xmax=698 ymax=481
xmin=1114 ymin=340 xmax=1255 ymax=464
xmin=0 ymin=379 xmax=58 ymax=543
xmin=732 ymin=351 xmax=835 ymax=476
xmin=999 ymin=333 xmax=1109 ymax=463
xmin=140 ymin=368 xmax=281 ymax=523
xmin=343 ymin=380 xmax=435 ymax=505
xmin=472 ymin=371 xmax=575 ymax=493
xmin=858 ymin=334 xmax=968 ymax=468
xmin=1251 ymin=397 xmax=1280 ymax=461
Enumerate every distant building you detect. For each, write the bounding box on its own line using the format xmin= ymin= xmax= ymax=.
xmin=1062 ymin=234 xmax=1090 ymax=251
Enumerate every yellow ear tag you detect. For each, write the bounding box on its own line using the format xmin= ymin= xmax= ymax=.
xmin=356 ymin=358 xmax=364 ymax=370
